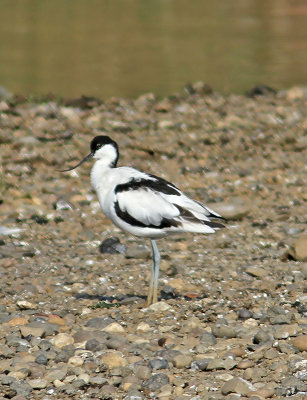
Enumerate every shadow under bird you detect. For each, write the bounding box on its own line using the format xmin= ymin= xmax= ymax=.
xmin=61 ymin=136 xmax=225 ymax=305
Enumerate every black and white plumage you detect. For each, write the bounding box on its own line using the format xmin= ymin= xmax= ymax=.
xmin=62 ymin=136 xmax=225 ymax=305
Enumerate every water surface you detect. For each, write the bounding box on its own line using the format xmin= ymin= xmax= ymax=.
xmin=0 ymin=0 xmax=306 ymax=98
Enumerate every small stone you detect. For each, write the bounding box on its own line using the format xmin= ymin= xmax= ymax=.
xmin=121 ymin=375 xmax=142 ymax=391
xmin=16 ymin=300 xmax=36 ymax=310
xmin=245 ymin=266 xmax=266 ymax=278
xmin=99 ymin=237 xmax=126 ymax=254
xmin=3 ymin=316 xmax=29 ymax=326
xmin=136 ymin=322 xmax=151 ymax=333
xmin=35 ymin=353 xmax=48 ymax=365
xmin=143 ymin=373 xmax=170 ymax=391
xmin=251 ymin=387 xmax=276 ymax=398
xmin=53 ymin=379 xmax=66 ymax=388
xmin=85 ymin=338 xmax=105 ymax=352
xmin=221 ymin=377 xmax=254 ymax=396
xmin=212 ymin=324 xmax=237 ymax=338
xmin=147 ymin=302 xmax=172 ymax=312
xmin=237 ymin=360 xmax=254 ymax=369
xmin=148 ymin=358 xmax=169 ymax=370
xmin=288 ymin=235 xmax=307 ymax=261
xmin=173 ymin=354 xmax=192 ymax=369
xmin=51 ymin=333 xmax=74 ymax=348
xmin=100 ymin=351 xmax=128 ymax=369
xmin=45 ymin=369 xmax=67 ymax=382
xmin=102 ymin=322 xmax=125 ymax=333
xmin=191 ymin=358 xmax=211 ymax=371
xmin=133 ymin=365 xmax=151 ymax=380
xmin=199 ymin=332 xmax=217 ymax=346
xmin=208 ymin=201 xmax=250 ymax=220
xmin=238 ymin=309 xmax=253 ymax=320
xmin=89 ymin=376 xmax=108 ymax=385
xmin=85 ymin=317 xmax=115 ymax=329
xmin=206 ymin=358 xmax=237 ymax=371
xmin=28 ymin=378 xmax=48 ymax=389
xmin=292 ymin=335 xmax=307 ymax=351
xmin=253 ymin=329 xmax=273 ymax=344
xmin=68 ymin=356 xmax=84 ymax=366
xmin=125 ymin=245 xmax=151 ymax=259
xmin=20 ymin=325 xmax=45 ymax=338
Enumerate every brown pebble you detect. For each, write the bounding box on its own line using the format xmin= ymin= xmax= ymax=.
xmin=292 ymin=335 xmax=307 ymax=351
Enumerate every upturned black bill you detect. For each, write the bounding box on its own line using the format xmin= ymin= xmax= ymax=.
xmin=60 ymin=152 xmax=94 ymax=172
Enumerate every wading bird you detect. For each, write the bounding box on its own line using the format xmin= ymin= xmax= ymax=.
xmin=61 ymin=136 xmax=224 ymax=305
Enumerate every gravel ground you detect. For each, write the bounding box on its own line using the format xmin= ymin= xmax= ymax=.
xmin=0 ymin=84 xmax=306 ymax=400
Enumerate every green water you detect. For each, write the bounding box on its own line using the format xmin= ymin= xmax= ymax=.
xmin=0 ymin=0 xmax=306 ymax=99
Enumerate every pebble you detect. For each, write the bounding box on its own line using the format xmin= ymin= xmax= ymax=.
xmin=68 ymin=356 xmax=84 ymax=366
xmin=173 ymin=354 xmax=192 ymax=369
xmin=102 ymin=322 xmax=125 ymax=333
xmin=125 ymin=245 xmax=151 ymax=259
xmin=28 ymin=378 xmax=48 ymax=389
xmin=288 ymin=235 xmax=307 ymax=261
xmin=45 ymin=369 xmax=67 ymax=382
xmin=85 ymin=317 xmax=115 ymax=329
xmin=16 ymin=300 xmax=36 ymax=310
xmin=245 ymin=266 xmax=266 ymax=278
xmin=51 ymin=333 xmax=74 ymax=348
xmin=142 ymin=373 xmax=170 ymax=391
xmin=136 ymin=322 xmax=152 ymax=333
xmin=206 ymin=358 xmax=237 ymax=371
xmin=148 ymin=358 xmax=169 ymax=370
xmin=208 ymin=201 xmax=250 ymax=220
xmin=147 ymin=301 xmax=172 ymax=312
xmin=99 ymin=237 xmax=127 ymax=254
xmin=212 ymin=324 xmax=237 ymax=338
xmin=253 ymin=329 xmax=273 ymax=344
xmin=292 ymin=335 xmax=307 ymax=351
xmin=100 ymin=351 xmax=128 ymax=369
xmin=221 ymin=377 xmax=254 ymax=396
xmin=20 ymin=325 xmax=45 ymax=338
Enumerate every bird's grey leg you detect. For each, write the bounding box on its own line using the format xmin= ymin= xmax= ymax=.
xmin=147 ymin=239 xmax=161 ymax=305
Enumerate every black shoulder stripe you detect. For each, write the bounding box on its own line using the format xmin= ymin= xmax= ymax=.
xmin=115 ymin=175 xmax=181 ymax=196
xmin=114 ymin=201 xmax=179 ymax=229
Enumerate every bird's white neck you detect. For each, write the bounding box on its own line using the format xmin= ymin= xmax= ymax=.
xmin=90 ymin=144 xmax=119 ymax=191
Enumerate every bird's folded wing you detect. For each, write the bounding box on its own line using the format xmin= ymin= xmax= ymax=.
xmin=116 ymin=188 xmax=180 ymax=226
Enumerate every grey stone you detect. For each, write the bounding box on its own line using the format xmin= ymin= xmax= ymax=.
xmin=85 ymin=338 xmax=105 ymax=352
xmin=199 ymin=332 xmax=217 ymax=346
xmin=238 ymin=309 xmax=253 ymax=320
xmin=148 ymin=358 xmax=169 ymax=370
xmin=155 ymin=349 xmax=182 ymax=362
xmin=99 ymin=237 xmax=126 ymax=254
xmin=191 ymin=358 xmax=211 ymax=371
xmin=206 ymin=358 xmax=237 ymax=371
xmin=212 ymin=324 xmax=237 ymax=339
xmin=143 ymin=373 xmax=169 ymax=391
xmin=85 ymin=317 xmax=115 ymax=329
xmin=125 ymin=245 xmax=151 ymax=259
xmin=253 ymin=329 xmax=273 ymax=344
xmin=5 ymin=335 xmax=29 ymax=348
xmin=10 ymin=382 xmax=32 ymax=397
xmin=221 ymin=377 xmax=253 ymax=396
xmin=35 ymin=353 xmax=49 ymax=365
xmin=89 ymin=376 xmax=108 ymax=385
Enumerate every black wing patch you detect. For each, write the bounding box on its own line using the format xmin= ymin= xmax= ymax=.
xmin=115 ymin=175 xmax=181 ymax=196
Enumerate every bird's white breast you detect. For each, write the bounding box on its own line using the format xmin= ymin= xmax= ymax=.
xmin=90 ymin=161 xmax=149 ymax=219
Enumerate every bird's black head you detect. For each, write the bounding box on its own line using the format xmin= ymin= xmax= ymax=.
xmin=60 ymin=135 xmax=119 ymax=172
xmin=90 ymin=135 xmax=117 ymax=154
